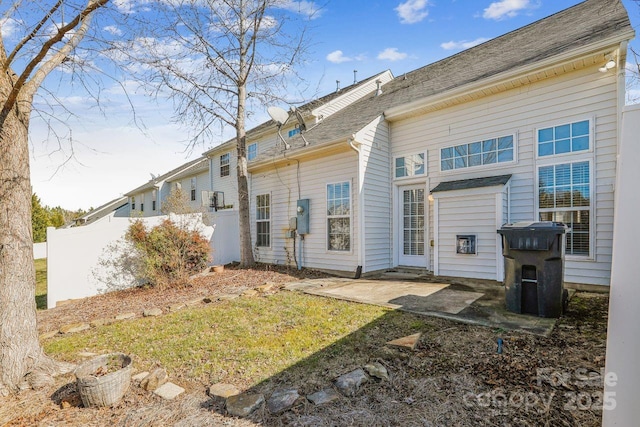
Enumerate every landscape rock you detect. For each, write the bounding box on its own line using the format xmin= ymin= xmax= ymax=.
xmin=169 ymin=303 xmax=186 ymax=312
xmin=59 ymin=323 xmax=90 ymax=334
xmin=39 ymin=331 xmax=58 ymax=340
xmin=267 ymin=389 xmax=299 ymax=414
xmin=115 ymin=312 xmax=136 ymax=321
xmin=335 ymin=368 xmax=368 ymax=396
xmin=218 ymin=294 xmax=240 ymax=301
xmin=241 ymin=289 xmax=258 ymax=297
xmin=132 ymin=371 xmax=150 ymax=383
xmin=226 ymin=393 xmax=265 ymax=417
xmin=140 ymin=368 xmax=169 ymax=391
xmin=208 ymin=383 xmax=241 ymax=400
xmin=256 ymin=282 xmax=278 ymax=293
xmin=186 ymin=298 xmax=204 ymax=307
xmin=153 ymin=382 xmax=185 ymax=400
xmin=90 ymin=318 xmax=113 ymax=328
xmin=386 ymin=333 xmax=422 ymax=350
xmin=307 ymin=388 xmax=341 ymax=405
xmin=77 ymin=352 xmax=98 ymax=358
xmin=202 ymin=297 xmax=214 ymax=304
xmin=143 ymin=308 xmax=163 ymax=317
xmin=364 ymin=362 xmax=389 ymax=381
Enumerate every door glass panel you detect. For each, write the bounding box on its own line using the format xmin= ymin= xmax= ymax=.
xmin=403 ymin=189 xmax=425 ymax=256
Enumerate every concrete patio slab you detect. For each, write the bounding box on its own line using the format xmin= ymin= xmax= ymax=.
xmin=285 ymin=277 xmax=560 ymax=336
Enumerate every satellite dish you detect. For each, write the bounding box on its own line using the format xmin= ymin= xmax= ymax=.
xmin=267 ymin=106 xmax=289 ymax=126
xmin=291 ymin=106 xmax=307 ymax=132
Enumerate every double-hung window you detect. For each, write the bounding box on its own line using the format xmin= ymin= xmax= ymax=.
xmin=256 ymin=194 xmax=270 ymax=247
xmin=537 ymin=119 xmax=592 ymax=257
xmin=327 ymin=182 xmax=350 ymax=251
xmin=190 ymin=177 xmax=196 ymax=201
xmin=248 ymin=143 xmax=257 ymax=161
xmin=220 ymin=153 xmax=230 ymax=177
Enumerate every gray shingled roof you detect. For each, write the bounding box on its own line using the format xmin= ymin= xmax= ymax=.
xmin=252 ymin=0 xmax=633 ymax=163
xmin=201 ymin=71 xmax=391 ymax=157
xmin=125 ymin=156 xmax=206 ymax=196
xmin=431 ymin=175 xmax=512 ymax=193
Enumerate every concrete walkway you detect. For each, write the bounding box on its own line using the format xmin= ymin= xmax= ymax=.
xmin=285 ymin=276 xmax=560 ymax=336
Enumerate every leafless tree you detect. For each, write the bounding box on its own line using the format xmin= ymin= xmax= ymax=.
xmin=116 ymin=0 xmax=313 ymax=267
xmin=0 ymin=0 xmax=111 ymax=394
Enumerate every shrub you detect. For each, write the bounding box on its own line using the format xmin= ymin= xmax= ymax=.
xmin=125 ymin=218 xmax=211 ymax=288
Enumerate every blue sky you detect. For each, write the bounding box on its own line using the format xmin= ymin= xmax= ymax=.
xmin=24 ymin=0 xmax=640 ymax=210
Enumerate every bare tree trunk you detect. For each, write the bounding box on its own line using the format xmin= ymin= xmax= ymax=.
xmin=0 ymin=74 xmax=41 ymax=393
xmin=236 ymin=84 xmax=255 ymax=268
xmin=0 ymin=77 xmax=73 ymax=395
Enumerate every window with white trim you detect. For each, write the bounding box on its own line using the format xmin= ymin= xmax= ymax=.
xmin=441 ymin=135 xmax=514 ymax=171
xmin=538 ymin=120 xmax=589 ymax=157
xmin=248 ymin=143 xmax=258 ymax=161
xmin=538 ymin=161 xmax=590 ymax=256
xmin=190 ymin=177 xmax=197 ymax=201
xmin=220 ymin=153 xmax=230 ymax=177
xmin=152 ymin=190 xmax=157 ymax=211
xmin=327 ymin=182 xmax=350 ymax=251
xmin=395 ymin=153 xmax=425 ymax=178
xmin=256 ymin=194 xmax=270 ymax=247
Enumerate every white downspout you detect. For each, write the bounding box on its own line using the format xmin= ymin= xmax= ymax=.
xmin=348 ymin=135 xmax=365 ymax=273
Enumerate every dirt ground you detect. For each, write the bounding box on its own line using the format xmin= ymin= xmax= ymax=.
xmin=3 ymin=265 xmax=609 ymax=426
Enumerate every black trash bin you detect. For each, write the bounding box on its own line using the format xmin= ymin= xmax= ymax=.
xmin=497 ymin=221 xmax=568 ymax=318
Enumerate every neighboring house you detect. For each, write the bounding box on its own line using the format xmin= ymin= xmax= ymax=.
xmin=125 ymin=157 xmax=207 ymax=217
xmin=247 ymin=0 xmax=634 ymax=286
xmin=72 ymin=196 xmax=129 ymax=227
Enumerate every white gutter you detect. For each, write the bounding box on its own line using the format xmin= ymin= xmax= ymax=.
xmin=385 ymin=33 xmax=635 ymax=120
xmin=348 ymin=134 xmax=366 ymax=273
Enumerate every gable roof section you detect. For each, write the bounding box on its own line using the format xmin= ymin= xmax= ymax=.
xmin=201 ymin=70 xmax=393 ymax=157
xmin=249 ymin=0 xmax=633 ymax=168
xmin=125 ymin=156 xmax=206 ymax=196
xmin=431 ymin=175 xmax=512 ymax=193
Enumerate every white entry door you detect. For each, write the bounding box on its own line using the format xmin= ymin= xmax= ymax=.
xmin=398 ymin=185 xmax=427 ymax=267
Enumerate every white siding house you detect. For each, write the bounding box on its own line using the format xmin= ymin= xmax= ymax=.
xmin=247 ymin=0 xmax=633 ymax=286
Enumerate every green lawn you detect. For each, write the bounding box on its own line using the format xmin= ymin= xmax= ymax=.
xmin=44 ymin=292 xmax=400 ymax=387
xmin=35 ymin=258 xmax=47 ymax=310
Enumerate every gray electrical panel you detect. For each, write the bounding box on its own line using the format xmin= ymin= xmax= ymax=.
xmin=296 ymin=199 xmax=310 ymax=234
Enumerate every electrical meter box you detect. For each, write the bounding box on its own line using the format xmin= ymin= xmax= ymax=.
xmin=296 ymin=199 xmax=310 ymax=235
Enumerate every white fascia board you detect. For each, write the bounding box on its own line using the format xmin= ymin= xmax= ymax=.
xmin=385 ymin=34 xmax=634 ymax=121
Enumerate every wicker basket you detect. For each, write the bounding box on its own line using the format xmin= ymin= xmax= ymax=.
xmin=75 ymin=353 xmax=132 ymax=408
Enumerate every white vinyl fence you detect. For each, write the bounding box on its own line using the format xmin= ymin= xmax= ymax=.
xmin=46 ymin=211 xmax=240 ymax=308
xmin=33 ymin=242 xmax=47 ymax=259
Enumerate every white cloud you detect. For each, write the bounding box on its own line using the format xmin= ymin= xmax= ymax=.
xmin=326 ymin=50 xmax=352 ymax=64
xmin=440 ymin=37 xmax=489 ymax=50
xmin=104 ymin=25 xmax=123 ymax=36
xmin=395 ymin=0 xmax=430 ymax=24
xmin=0 ymin=17 xmax=20 ymax=38
xmin=377 ymin=47 xmax=408 ymax=62
xmin=482 ymin=0 xmax=537 ymax=20
xmin=275 ymin=1 xmax=324 ymax=19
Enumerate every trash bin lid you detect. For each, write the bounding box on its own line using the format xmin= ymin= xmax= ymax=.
xmin=499 ymin=221 xmax=567 ymax=230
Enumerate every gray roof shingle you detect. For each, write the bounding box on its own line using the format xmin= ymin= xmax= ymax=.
xmin=431 ymin=175 xmax=512 ymax=193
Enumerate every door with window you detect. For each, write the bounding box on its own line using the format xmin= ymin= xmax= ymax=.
xmin=398 ymin=185 xmax=427 ymax=267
